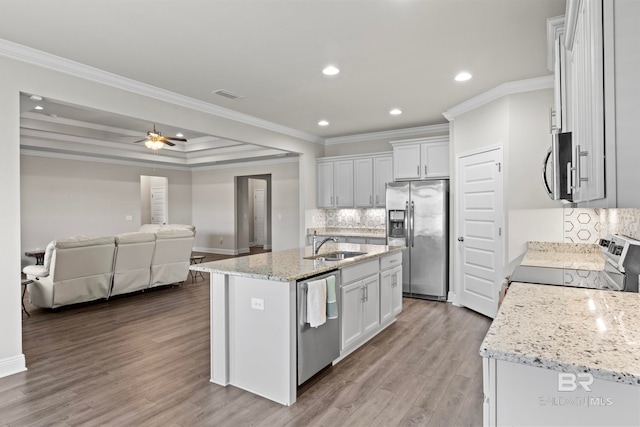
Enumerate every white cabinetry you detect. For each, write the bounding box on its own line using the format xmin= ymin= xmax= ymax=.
xmin=340 ymin=260 xmax=380 ymax=353
xmin=483 ymin=358 xmax=640 ymax=427
xmin=391 ymin=137 xmax=449 ymax=180
xmin=316 ymin=159 xmax=353 ymax=208
xmin=317 ymin=153 xmax=392 ymax=209
xmin=564 ymin=0 xmax=605 ymax=203
xmin=379 ymin=252 xmax=403 ymax=326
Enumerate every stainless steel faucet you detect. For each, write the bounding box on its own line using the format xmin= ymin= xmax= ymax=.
xmin=313 ymin=231 xmax=338 ymax=255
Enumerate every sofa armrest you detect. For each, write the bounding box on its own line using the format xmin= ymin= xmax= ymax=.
xmin=23 ymin=265 xmax=49 ymax=278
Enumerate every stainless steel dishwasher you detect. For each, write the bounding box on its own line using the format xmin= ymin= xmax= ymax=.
xmin=297 ymin=270 xmax=341 ymax=385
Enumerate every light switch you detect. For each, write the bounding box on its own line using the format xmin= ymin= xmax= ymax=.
xmin=125 ymin=215 xmax=133 ymax=221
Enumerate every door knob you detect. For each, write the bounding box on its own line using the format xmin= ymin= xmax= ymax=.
xmin=458 ymin=237 xmax=464 ymax=242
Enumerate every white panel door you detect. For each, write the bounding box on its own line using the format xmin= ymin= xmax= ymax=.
xmin=354 ymin=158 xmax=374 ymax=208
xmin=151 ymin=186 xmax=167 ymax=224
xmin=457 ymin=147 xmax=503 ymax=318
xmin=253 ymin=188 xmax=265 ymax=245
xmin=362 ymin=274 xmax=380 ymax=335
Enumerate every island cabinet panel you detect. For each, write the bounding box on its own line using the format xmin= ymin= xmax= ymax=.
xmin=483 ymin=358 xmax=640 ymax=427
xmin=341 ymin=281 xmax=365 ymax=349
xmin=380 ymin=252 xmax=403 ymax=325
xmin=226 ymin=276 xmax=296 ymax=406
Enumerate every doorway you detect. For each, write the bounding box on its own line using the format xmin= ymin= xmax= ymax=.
xmin=236 ymin=175 xmax=272 ymax=254
xmin=140 ymin=176 xmax=168 ymax=225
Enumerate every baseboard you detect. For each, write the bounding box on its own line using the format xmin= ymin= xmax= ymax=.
xmin=238 ymin=247 xmax=250 ymax=254
xmin=192 ymin=247 xmax=238 ymax=256
xmin=0 ymin=354 xmax=27 ymax=379
xmin=263 ymin=245 xmax=272 ymax=250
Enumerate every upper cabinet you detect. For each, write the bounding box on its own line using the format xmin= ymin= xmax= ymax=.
xmin=390 ymin=137 xmax=449 ymax=180
xmin=550 ymin=0 xmax=640 ymax=207
xmin=317 ymin=153 xmax=392 ymax=209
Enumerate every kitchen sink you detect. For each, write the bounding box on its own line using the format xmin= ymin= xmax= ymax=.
xmin=305 ymin=251 xmax=367 ymax=261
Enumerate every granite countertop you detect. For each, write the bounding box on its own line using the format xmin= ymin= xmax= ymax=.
xmin=520 ymin=241 xmax=605 ymax=271
xmin=480 ymin=283 xmax=640 ymax=386
xmin=191 ymin=243 xmax=404 ymax=282
xmin=307 ymin=227 xmax=386 ymax=239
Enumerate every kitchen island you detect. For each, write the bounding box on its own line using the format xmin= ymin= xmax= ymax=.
xmin=480 ymin=282 xmax=640 ymax=426
xmin=190 ymin=243 xmax=404 ymax=406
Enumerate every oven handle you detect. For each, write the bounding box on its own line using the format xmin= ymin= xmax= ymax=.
xmin=542 ymin=146 xmax=554 ymax=199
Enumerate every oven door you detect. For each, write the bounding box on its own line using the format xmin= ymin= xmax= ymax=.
xmin=542 ymin=132 xmax=573 ymax=201
xmin=600 ymin=260 xmax=625 ymax=291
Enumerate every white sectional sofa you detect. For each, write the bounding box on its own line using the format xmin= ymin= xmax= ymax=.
xmin=23 ymin=224 xmax=196 ymax=309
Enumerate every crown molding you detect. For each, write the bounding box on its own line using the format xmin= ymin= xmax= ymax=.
xmin=0 ymin=38 xmax=324 ymax=145
xmin=442 ymin=76 xmax=554 ymax=121
xmin=324 ymin=124 xmax=449 ymax=145
xmin=190 ymin=155 xmax=299 ymax=171
xmin=547 ymin=15 xmax=565 ymax=72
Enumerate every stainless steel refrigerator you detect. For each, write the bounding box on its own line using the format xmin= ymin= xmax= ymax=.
xmin=386 ymin=180 xmax=448 ymax=300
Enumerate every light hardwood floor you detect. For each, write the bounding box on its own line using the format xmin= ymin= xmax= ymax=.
xmin=7 ymin=254 xmax=491 ymax=426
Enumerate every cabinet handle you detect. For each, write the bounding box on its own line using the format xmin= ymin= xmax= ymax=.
xmin=361 ymin=287 xmax=366 ymax=302
xmin=370 ymin=195 xmax=372 ymax=205
xmin=571 ymin=144 xmax=589 ymax=190
xmin=424 ymin=165 xmax=427 ymax=176
xmin=417 ymin=165 xmax=419 ymax=176
xmin=365 ymin=285 xmax=368 ymax=302
xmin=549 ymin=107 xmax=557 ymax=133
xmin=376 ymin=195 xmax=379 ymax=205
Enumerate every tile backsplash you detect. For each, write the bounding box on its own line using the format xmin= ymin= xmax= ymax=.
xmin=564 ymin=208 xmax=640 ymax=243
xmin=310 ymin=208 xmax=386 ymax=229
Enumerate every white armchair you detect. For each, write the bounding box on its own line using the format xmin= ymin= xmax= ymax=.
xmin=149 ymin=229 xmax=195 ymax=288
xmin=23 ymin=235 xmax=116 ymax=308
xmin=110 ymin=232 xmax=156 ymax=297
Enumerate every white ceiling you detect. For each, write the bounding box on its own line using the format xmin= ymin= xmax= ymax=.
xmin=1 ymin=0 xmax=565 ymax=166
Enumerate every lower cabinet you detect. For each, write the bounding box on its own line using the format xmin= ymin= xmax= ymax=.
xmin=380 ymin=264 xmax=402 ymax=325
xmin=341 ymin=274 xmax=379 ymax=351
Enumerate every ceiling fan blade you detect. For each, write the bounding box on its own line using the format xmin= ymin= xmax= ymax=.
xmin=165 ymin=136 xmax=188 ymax=142
xmin=164 ymin=141 xmax=176 ymax=147
xmin=133 ymin=138 xmax=147 ymax=143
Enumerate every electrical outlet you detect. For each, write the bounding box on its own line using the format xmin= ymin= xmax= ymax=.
xmin=125 ymin=215 xmax=133 ymax=221
xmin=251 ymin=298 xmax=264 ymax=311
xmin=219 ymin=237 xmax=223 ymax=244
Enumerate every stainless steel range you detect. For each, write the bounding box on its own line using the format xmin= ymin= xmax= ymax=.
xmin=597 ymin=234 xmax=640 ymax=292
xmin=510 ymin=234 xmax=640 ymax=292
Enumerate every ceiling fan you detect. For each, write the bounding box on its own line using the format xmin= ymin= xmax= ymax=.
xmin=134 ymin=125 xmax=187 ymax=150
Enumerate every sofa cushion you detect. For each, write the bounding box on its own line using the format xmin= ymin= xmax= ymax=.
xmin=162 ymin=224 xmax=196 ymax=232
xmin=43 ymin=241 xmax=55 ymax=270
xmin=116 ymin=232 xmax=156 ymax=244
xmin=139 ymin=224 xmax=162 ymax=233
xmin=156 ymin=229 xmax=194 ymax=239
xmin=55 ymin=235 xmax=115 ymax=249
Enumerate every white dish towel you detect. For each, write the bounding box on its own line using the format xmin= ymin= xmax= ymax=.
xmin=306 ymin=278 xmax=327 ymax=328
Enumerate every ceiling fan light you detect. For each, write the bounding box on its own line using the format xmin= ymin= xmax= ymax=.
xmin=145 ymin=140 xmax=164 ymax=150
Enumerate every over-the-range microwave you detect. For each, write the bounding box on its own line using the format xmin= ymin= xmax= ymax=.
xmin=542 ymin=131 xmax=572 ymax=202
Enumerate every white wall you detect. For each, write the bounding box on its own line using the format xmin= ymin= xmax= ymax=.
xmin=449 ymin=87 xmax=565 ymax=301
xmin=20 ymin=155 xmax=192 ymax=265
xmin=192 ymin=160 xmax=299 ymax=254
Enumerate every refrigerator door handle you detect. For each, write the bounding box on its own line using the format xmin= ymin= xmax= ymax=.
xmin=410 ymin=201 xmax=415 ymax=247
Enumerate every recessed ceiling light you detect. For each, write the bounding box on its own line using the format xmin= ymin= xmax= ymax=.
xmin=34 ymin=105 xmax=43 ymax=110
xmin=176 ymin=133 xmax=184 ymax=138
xmin=389 ymin=108 xmax=402 ymax=116
xmin=29 ymin=94 xmax=43 ymax=101
xmin=322 ymin=65 xmax=340 ymax=76
xmin=455 ymin=72 xmax=472 ymax=82
xmin=318 ymin=120 xmax=329 ymax=126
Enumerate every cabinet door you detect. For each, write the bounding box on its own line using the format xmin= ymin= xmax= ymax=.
xmin=341 ymin=281 xmax=364 ymax=350
xmin=379 ymin=269 xmax=393 ymax=325
xmin=391 ymin=265 xmax=403 ymax=316
xmin=334 ymin=160 xmax=354 ymax=208
xmin=421 ymin=143 xmax=449 ymax=178
xmin=393 ymin=144 xmax=421 ymax=180
xmin=362 ymin=274 xmax=380 ymax=335
xmin=317 ymin=162 xmax=334 ymax=208
xmin=373 ymin=156 xmax=393 ymax=207
xmin=354 ymin=158 xmax=374 ymax=208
